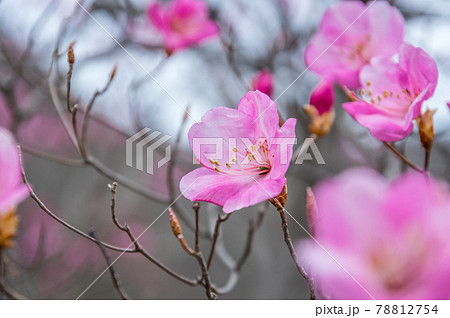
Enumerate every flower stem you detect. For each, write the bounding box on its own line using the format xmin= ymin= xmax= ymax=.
xmin=383 ymin=142 xmax=423 ymax=172
xmin=275 ymin=203 xmax=316 ymax=299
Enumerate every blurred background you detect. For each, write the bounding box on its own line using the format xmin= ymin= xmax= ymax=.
xmin=0 ymin=0 xmax=449 ymax=299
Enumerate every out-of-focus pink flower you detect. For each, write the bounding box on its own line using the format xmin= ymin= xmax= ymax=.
xmin=0 ymin=128 xmax=28 ymax=213
xmin=310 ymin=79 xmax=334 ymax=115
xmin=180 ymin=91 xmax=296 ymax=213
xmin=343 ymin=43 xmax=438 ymax=142
xmin=297 ymin=168 xmax=450 ymax=300
xmin=447 ymin=102 xmax=450 ymax=111
xmin=251 ymin=70 xmax=274 ymax=97
xmin=148 ymin=0 xmax=219 ymax=53
xmin=305 ymin=1 xmax=404 ymax=89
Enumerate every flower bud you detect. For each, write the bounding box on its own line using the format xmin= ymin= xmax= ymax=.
xmin=67 ymin=43 xmax=75 ymax=65
xmin=305 ymin=80 xmax=335 ymax=137
xmin=251 ymin=69 xmax=274 ymax=98
xmin=416 ymin=108 xmax=437 ymax=151
xmin=169 ymin=208 xmax=182 ymax=238
xmin=306 ymin=187 xmax=318 ymax=237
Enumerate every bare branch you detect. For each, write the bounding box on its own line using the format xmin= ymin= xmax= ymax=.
xmin=89 ymin=230 xmax=131 ymax=300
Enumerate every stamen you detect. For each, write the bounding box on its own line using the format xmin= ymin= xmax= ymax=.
xmin=367 ymin=81 xmax=372 ymax=86
xmin=226 ymin=162 xmax=231 ymax=168
xmin=214 ymin=167 xmax=221 ymax=173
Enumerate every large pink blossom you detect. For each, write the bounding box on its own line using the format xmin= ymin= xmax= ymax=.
xmin=297 ymin=168 xmax=450 ymax=300
xmin=0 ymin=128 xmax=28 ymax=213
xmin=343 ymin=43 xmax=438 ymax=142
xmin=305 ymin=1 xmax=404 ymax=89
xmin=251 ymin=69 xmax=274 ymax=98
xmin=148 ymin=0 xmax=219 ymax=53
xmin=180 ymin=91 xmax=296 ymax=213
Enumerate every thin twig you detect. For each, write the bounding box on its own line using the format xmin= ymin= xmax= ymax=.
xmin=109 ymin=183 xmax=199 ymax=287
xmin=89 ymin=230 xmax=131 ymax=300
xmin=169 ymin=209 xmax=216 ymax=299
xmin=193 ymin=202 xmax=200 ymax=252
xmin=19 ymin=147 xmax=137 ymax=253
xmin=273 ymin=199 xmax=316 ymax=300
xmin=207 ymin=212 xmax=231 ymax=270
xmin=424 ymin=147 xmax=431 ymax=171
xmin=211 ymin=203 xmax=266 ymax=295
xmin=21 ymin=144 xmax=85 ymax=167
xmin=383 ymin=142 xmax=423 ymax=172
xmin=66 ymin=43 xmax=75 ymax=112
xmin=80 ymin=65 xmax=117 ymax=156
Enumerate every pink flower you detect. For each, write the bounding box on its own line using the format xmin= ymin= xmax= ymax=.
xmin=180 ymin=91 xmax=296 ymax=213
xmin=310 ymin=79 xmax=334 ymax=115
xmin=343 ymin=43 xmax=438 ymax=142
xmin=297 ymin=168 xmax=450 ymax=300
xmin=0 ymin=128 xmax=28 ymax=213
xmin=148 ymin=0 xmax=219 ymax=53
xmin=251 ymin=70 xmax=274 ymax=98
xmin=305 ymin=1 xmax=404 ymax=89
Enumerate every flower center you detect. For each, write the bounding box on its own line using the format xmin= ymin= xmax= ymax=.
xmin=359 ymin=81 xmax=414 ymax=117
xmin=210 ymin=139 xmax=272 ymax=176
xmin=170 ymin=15 xmax=200 ymax=36
xmin=369 ymin=229 xmax=428 ymax=292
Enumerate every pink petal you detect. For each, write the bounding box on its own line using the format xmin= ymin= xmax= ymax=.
xmin=367 ymin=1 xmax=405 ymax=57
xmin=147 ymin=3 xmax=165 ymax=30
xmin=238 ymin=91 xmax=279 ymax=141
xmin=400 ymin=43 xmax=439 ymax=100
xmin=305 ymin=36 xmax=362 ymax=89
xmin=188 ymin=106 xmax=254 ymax=168
xmin=343 ymin=101 xmax=413 ymax=141
xmin=179 ymin=167 xmax=285 ymax=213
xmin=269 ymin=118 xmax=296 ymax=179
xmin=312 ymin=168 xmax=387 ymax=250
xmin=297 ymin=240 xmax=377 ymax=300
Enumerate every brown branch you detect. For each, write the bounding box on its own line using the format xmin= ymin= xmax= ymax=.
xmin=383 ymin=142 xmax=423 ymax=172
xmin=207 ymin=212 xmax=231 ymax=270
xmin=272 ymin=199 xmax=316 ymax=300
xmin=80 ymin=65 xmax=117 ymax=156
xmin=20 ymin=144 xmax=85 ymax=167
xmin=89 ymin=230 xmax=131 ymax=300
xmin=211 ymin=203 xmax=266 ymax=295
xmin=167 ymin=107 xmax=210 ymax=237
xmin=109 ymin=183 xmax=199 ymax=287
xmin=169 ymin=209 xmax=216 ymax=299
xmin=424 ymin=148 xmax=431 ymax=171
xmin=18 ymin=147 xmax=137 ymax=253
